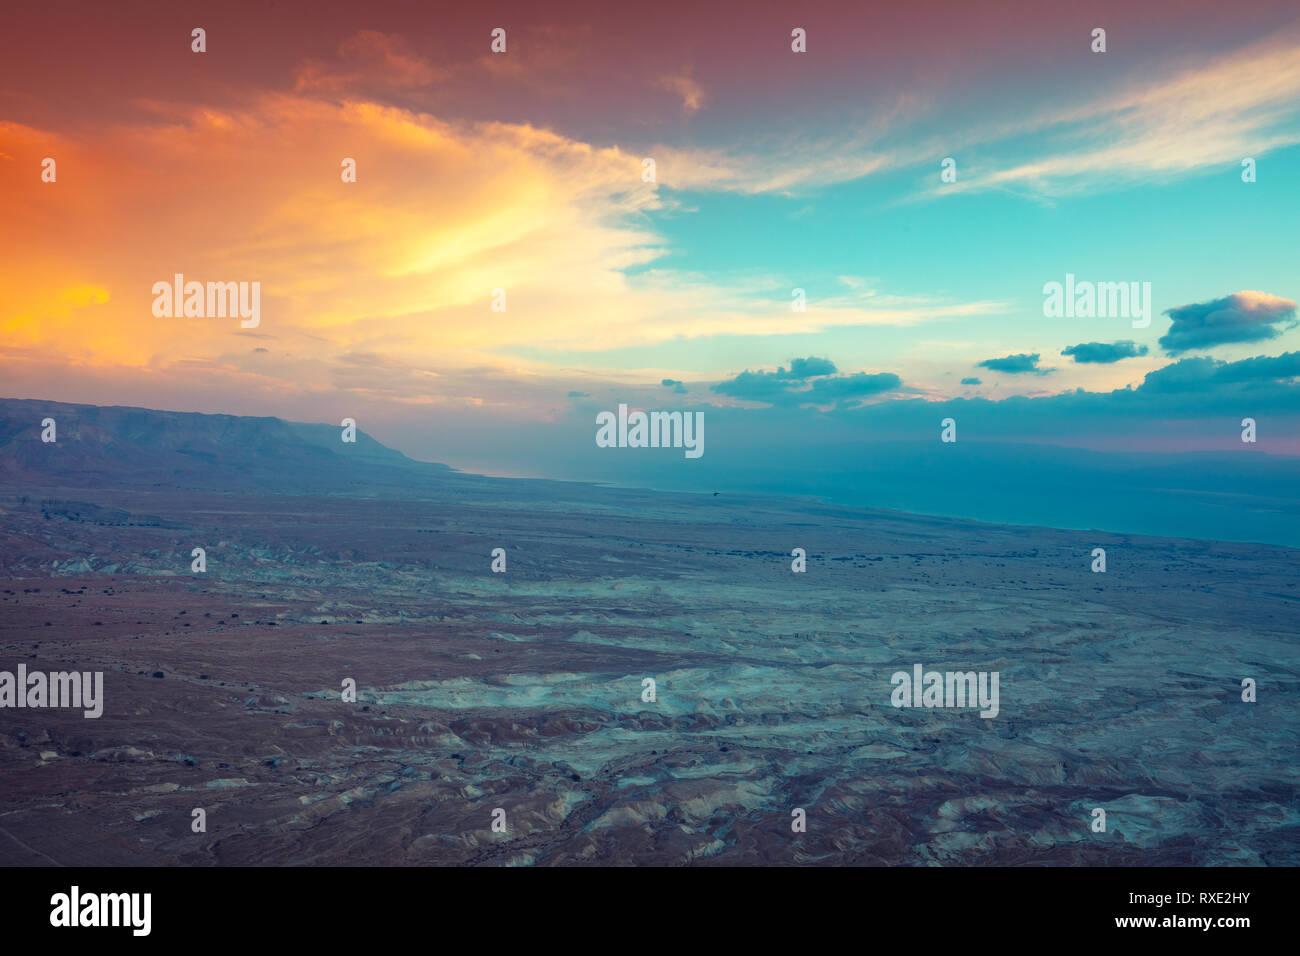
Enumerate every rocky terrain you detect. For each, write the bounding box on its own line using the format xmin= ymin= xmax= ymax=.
xmin=0 ymin=399 xmax=1296 ymax=865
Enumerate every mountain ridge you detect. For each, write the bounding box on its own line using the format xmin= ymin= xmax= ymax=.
xmin=0 ymin=397 xmax=451 ymax=494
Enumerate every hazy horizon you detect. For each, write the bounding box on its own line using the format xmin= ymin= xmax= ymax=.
xmin=4 ymin=1 xmax=1300 ymax=468
xmin=7 ymin=392 xmax=1300 ymax=548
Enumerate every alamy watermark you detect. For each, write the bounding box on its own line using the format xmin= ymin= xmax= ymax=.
xmin=152 ymin=273 xmax=260 ymax=328
xmin=890 ymin=663 xmax=999 ymax=718
xmin=1042 ymin=273 xmax=1151 ymax=329
xmin=50 ymin=886 xmax=150 ymax=936
xmin=595 ymin=403 xmax=703 ymax=458
xmin=1 ymin=666 xmax=103 ymax=718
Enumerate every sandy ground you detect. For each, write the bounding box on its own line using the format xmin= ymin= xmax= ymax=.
xmin=1 ymin=483 xmax=1296 ymax=865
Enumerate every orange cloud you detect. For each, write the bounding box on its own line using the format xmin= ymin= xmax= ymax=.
xmin=294 ymin=31 xmax=444 ymax=92
xmin=655 ymin=69 xmax=705 ymax=115
xmin=0 ymin=93 xmax=992 ymax=417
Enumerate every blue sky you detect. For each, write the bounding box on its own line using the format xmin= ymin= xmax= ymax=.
xmin=4 ymin=1 xmax=1300 ymax=531
xmin=511 ymin=142 xmax=1300 ymax=393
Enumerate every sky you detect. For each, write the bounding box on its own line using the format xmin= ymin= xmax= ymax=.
xmin=3 ymin=0 xmax=1300 ymax=491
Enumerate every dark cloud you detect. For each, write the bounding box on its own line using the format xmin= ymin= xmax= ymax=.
xmin=1159 ymin=291 xmax=1297 ymax=355
xmin=960 ymin=377 xmax=981 ymax=385
xmin=977 ymin=353 xmax=1051 ymax=375
xmin=1138 ymin=357 xmax=1221 ymax=393
xmin=710 ymin=369 xmax=792 ymax=403
xmin=782 ymin=356 xmax=837 ymax=379
xmin=567 ymin=390 xmax=589 ymax=398
xmin=704 ymin=351 xmax=1300 ymax=443
xmin=661 ymin=378 xmax=687 ymax=394
xmin=711 ymin=362 xmax=898 ymax=406
xmin=1061 ymin=341 xmax=1149 ymax=364
xmin=1213 ymin=351 xmax=1300 ymax=383
xmin=806 ymin=372 xmax=901 ymax=402
xmin=1139 ymin=351 xmax=1300 ymax=394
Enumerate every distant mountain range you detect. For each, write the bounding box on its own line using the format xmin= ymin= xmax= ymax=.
xmin=4 ymin=397 xmax=1300 ymax=546
xmin=0 ymin=398 xmax=450 ymax=495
